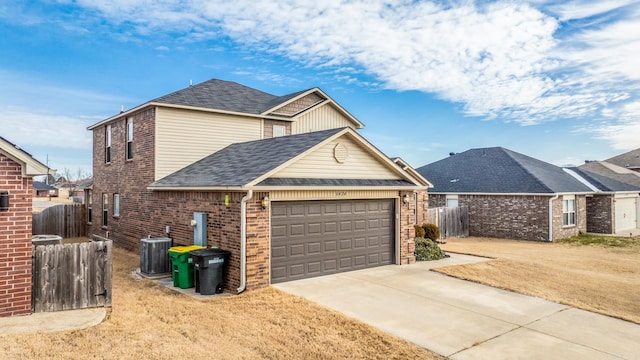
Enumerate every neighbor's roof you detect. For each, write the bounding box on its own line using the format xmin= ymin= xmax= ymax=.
xmin=604 ymin=148 xmax=640 ymax=170
xmin=568 ymin=167 xmax=640 ymax=192
xmin=33 ymin=181 xmax=57 ymax=191
xmin=149 ymin=127 xmax=422 ymax=190
xmin=578 ymin=161 xmax=640 ymax=188
xmin=87 ymin=79 xmax=364 ymax=129
xmin=0 ymin=136 xmax=52 ymax=176
xmin=416 ymin=147 xmax=593 ymax=194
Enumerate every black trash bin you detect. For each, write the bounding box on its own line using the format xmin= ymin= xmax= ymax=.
xmin=190 ymin=248 xmax=230 ymax=295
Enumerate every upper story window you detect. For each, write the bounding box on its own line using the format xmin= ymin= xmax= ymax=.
xmin=273 ymin=125 xmax=286 ymax=137
xmin=105 ymin=124 xmax=112 ymax=163
xmin=126 ymin=118 xmax=133 ymax=160
xmin=562 ymin=195 xmax=576 ymax=226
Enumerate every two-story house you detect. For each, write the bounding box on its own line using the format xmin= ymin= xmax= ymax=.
xmin=87 ymin=79 xmax=430 ymax=292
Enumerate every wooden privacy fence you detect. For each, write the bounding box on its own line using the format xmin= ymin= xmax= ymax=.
xmin=33 ymin=204 xmax=86 ymax=238
xmin=426 ymin=206 xmax=469 ymax=239
xmin=32 ymin=241 xmax=112 ymax=313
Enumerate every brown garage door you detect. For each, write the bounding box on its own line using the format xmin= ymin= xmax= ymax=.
xmin=271 ymin=199 xmax=395 ymax=283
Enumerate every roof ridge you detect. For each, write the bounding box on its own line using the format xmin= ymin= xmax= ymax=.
xmin=501 ymin=148 xmax=555 ymax=193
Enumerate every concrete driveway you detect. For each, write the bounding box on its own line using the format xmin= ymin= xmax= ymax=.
xmin=274 ymin=254 xmax=640 ymax=359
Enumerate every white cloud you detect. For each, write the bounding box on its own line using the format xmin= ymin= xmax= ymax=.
xmin=544 ymin=0 xmax=637 ymax=21
xmin=590 ymin=101 xmax=640 ymax=150
xmin=0 ymin=110 xmax=92 ymax=150
xmin=71 ymin=0 xmax=640 ymax=148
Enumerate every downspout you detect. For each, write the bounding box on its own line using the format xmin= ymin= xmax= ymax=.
xmin=237 ymin=190 xmax=253 ymax=294
xmin=548 ymin=194 xmax=559 ymax=242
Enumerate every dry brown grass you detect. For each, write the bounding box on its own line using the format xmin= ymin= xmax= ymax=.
xmin=436 ymin=237 xmax=640 ymax=324
xmin=1 ymin=246 xmax=441 ymax=360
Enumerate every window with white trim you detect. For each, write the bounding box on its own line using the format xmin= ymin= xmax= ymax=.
xmin=87 ymin=190 xmax=93 ymax=224
xmin=446 ymin=194 xmax=458 ymax=208
xmin=113 ymin=193 xmax=120 ymax=217
xmin=126 ymin=118 xmax=133 ymax=160
xmin=105 ymin=124 xmax=112 ymax=163
xmin=102 ymin=193 xmax=108 ymax=227
xmin=562 ymin=195 xmax=576 ymax=226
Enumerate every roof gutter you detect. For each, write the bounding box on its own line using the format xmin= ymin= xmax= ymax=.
xmin=237 ymin=190 xmax=253 ymax=294
xmin=548 ymin=194 xmax=559 ymax=242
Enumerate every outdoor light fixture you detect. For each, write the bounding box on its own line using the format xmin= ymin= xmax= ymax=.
xmin=0 ymin=191 xmax=8 ymax=211
xmin=402 ymin=194 xmax=410 ymax=205
xmin=224 ymin=194 xmax=230 ymax=207
xmin=261 ymin=196 xmax=269 ymax=210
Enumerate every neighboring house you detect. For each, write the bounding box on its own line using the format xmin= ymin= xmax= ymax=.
xmin=567 ymin=167 xmax=640 ymax=234
xmin=604 ymin=147 xmax=640 ymax=173
xmin=579 ymin=160 xmax=640 ymax=188
xmin=32 ymin=181 xmax=59 ymax=197
xmin=87 ymin=78 xmax=430 ymax=291
xmin=416 ymin=147 xmax=593 ymax=242
xmin=0 ymin=136 xmax=51 ymax=317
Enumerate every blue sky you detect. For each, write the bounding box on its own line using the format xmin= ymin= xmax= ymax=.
xmin=1 ymin=0 xmax=639 ymax=176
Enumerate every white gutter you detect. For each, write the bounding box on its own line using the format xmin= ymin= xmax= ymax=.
xmin=548 ymin=194 xmax=559 ymax=242
xmin=237 ymin=190 xmax=253 ymax=293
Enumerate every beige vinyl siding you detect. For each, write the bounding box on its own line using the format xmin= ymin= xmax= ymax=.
xmin=269 ymin=190 xmax=398 ymax=201
xmin=272 ymin=135 xmax=402 ymax=180
xmin=155 ymin=107 xmax=261 ymax=180
xmin=291 ymin=103 xmax=356 ymax=134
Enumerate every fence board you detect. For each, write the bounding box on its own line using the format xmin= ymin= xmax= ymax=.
xmin=32 ymin=241 xmax=112 ymax=313
xmin=426 ymin=206 xmax=469 ymax=239
xmin=32 ymin=204 xmax=86 ymax=238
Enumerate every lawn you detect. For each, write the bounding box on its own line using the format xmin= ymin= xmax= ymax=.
xmin=435 ymin=234 xmax=640 ymax=324
xmin=0 ymin=245 xmax=440 ymax=359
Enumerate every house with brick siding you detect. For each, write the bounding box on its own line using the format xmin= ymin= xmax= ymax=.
xmin=87 ymin=79 xmax=430 ymax=292
xmin=1 ymin=136 xmax=51 ymax=317
xmin=417 ymin=147 xmax=594 ymax=242
xmin=568 ymin=166 xmax=640 ymax=234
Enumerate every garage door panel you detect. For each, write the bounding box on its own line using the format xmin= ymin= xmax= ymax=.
xmin=615 ymin=198 xmax=637 ymax=232
xmin=271 ymin=199 xmax=395 ymax=284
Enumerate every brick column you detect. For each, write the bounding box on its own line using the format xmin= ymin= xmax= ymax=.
xmin=399 ymin=191 xmax=417 ymax=265
xmin=0 ymin=153 xmax=33 ymax=317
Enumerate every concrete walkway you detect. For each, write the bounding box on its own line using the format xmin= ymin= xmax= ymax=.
xmin=0 ymin=308 xmax=106 ymax=336
xmin=274 ymin=254 xmax=640 ymax=359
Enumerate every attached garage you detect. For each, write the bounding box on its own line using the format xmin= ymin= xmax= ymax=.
xmin=271 ymin=199 xmax=395 ymax=283
xmin=615 ymin=196 xmax=638 ymax=232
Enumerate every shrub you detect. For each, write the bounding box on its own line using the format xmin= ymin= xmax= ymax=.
xmin=414 ymin=225 xmax=425 ymax=238
xmin=414 ymin=237 xmax=445 ymax=261
xmin=422 ymin=223 xmax=440 ymax=241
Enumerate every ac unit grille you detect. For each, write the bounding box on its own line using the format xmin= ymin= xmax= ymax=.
xmin=140 ymin=238 xmax=172 ymax=275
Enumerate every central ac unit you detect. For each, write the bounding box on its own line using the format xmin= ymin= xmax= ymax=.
xmin=140 ymin=237 xmax=172 ymax=276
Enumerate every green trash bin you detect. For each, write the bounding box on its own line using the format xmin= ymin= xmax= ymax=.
xmin=168 ymin=245 xmax=205 ymax=288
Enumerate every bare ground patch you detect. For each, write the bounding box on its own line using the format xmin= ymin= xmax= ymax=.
xmin=1 ymin=246 xmax=441 ymax=360
xmin=436 ymin=237 xmax=640 ymax=324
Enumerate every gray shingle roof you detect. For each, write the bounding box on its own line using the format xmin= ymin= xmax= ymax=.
xmin=149 ymin=128 xmax=345 ymax=188
xmin=33 ymin=181 xmax=57 ymax=191
xmin=416 ymin=147 xmax=592 ymax=194
xmin=605 ymin=148 xmax=640 ymax=170
xmin=569 ymin=167 xmax=640 ymax=192
xmin=578 ymin=161 xmax=640 ymax=188
xmin=152 ymin=79 xmax=314 ymax=115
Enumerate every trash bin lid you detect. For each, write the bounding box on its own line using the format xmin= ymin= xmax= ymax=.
xmin=190 ymin=248 xmax=230 ymax=257
xmin=169 ymin=245 xmax=206 ymax=253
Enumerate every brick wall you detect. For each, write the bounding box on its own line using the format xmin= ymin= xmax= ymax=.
xmin=0 ymin=153 xmax=33 ymax=317
xmin=586 ymin=195 xmax=613 ymax=234
xmin=551 ymin=195 xmax=586 ymax=240
xmin=429 ymin=193 xmax=588 ymax=241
